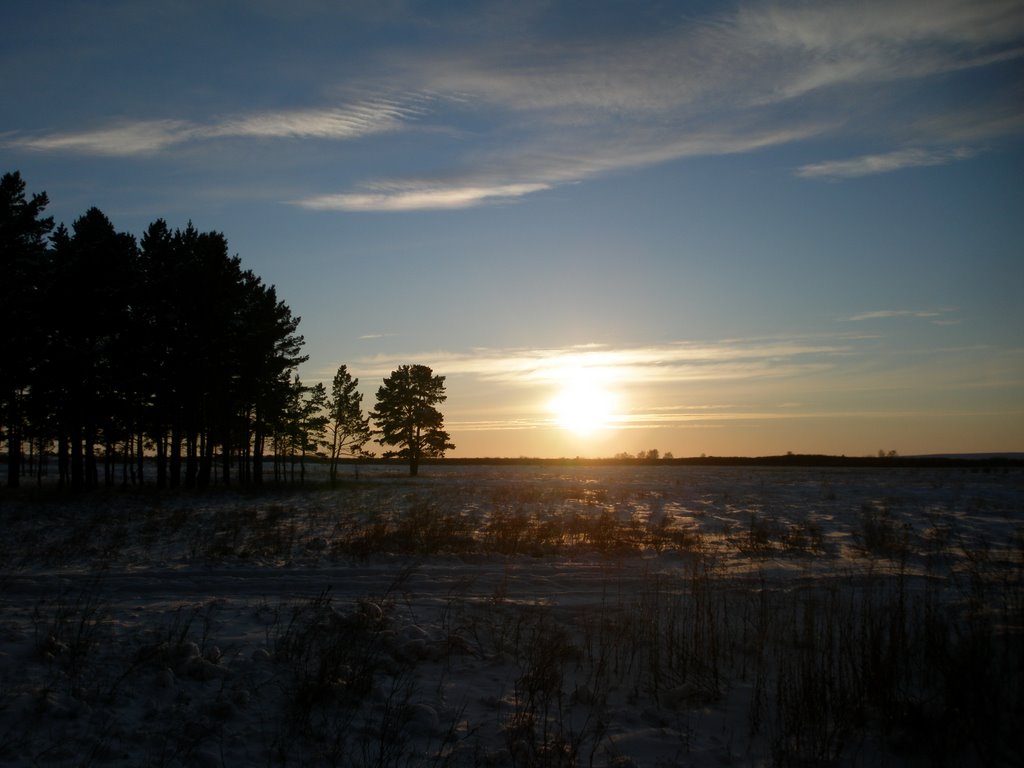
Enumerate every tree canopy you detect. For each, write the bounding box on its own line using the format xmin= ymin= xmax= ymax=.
xmin=1 ymin=171 xmax=462 ymax=489
xmin=0 ymin=172 xmax=306 ymax=489
xmin=0 ymin=171 xmax=54 ymax=487
xmin=371 ymin=364 xmax=454 ymax=476
xmin=323 ymin=364 xmax=372 ymax=485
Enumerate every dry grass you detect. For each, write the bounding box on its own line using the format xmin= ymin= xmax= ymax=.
xmin=1 ymin=467 xmax=1022 ymax=766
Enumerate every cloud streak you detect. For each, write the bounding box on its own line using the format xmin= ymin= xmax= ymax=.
xmin=6 ymin=0 xmax=1020 ymax=207
xmin=7 ymin=120 xmax=195 ymax=156
xmin=414 ymin=0 xmax=1022 ymax=115
xmin=797 ymin=147 xmax=977 ymax=179
xmin=292 ymin=122 xmax=826 ymax=211
xmin=338 ymin=329 xmax=1022 ymax=438
xmin=350 ymin=339 xmax=852 ymax=386
xmin=733 ymin=0 xmax=1024 ymax=100
xmin=844 ymin=309 xmax=956 ymax=322
xmin=5 ymin=96 xmax=430 ymax=156
xmin=345 ymin=331 xmax=1023 ymax=434
xmin=295 ymin=181 xmax=550 ymax=211
xmin=305 ymin=0 xmax=1023 ymax=209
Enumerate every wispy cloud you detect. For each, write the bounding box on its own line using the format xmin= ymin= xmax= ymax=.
xmin=301 ymin=0 xmax=1022 ymax=209
xmin=448 ymin=402 xmax=999 ymax=433
xmin=446 ymin=418 xmax=548 ymax=433
xmin=205 ymin=97 xmax=430 ymax=140
xmin=341 ymin=333 xmax=1022 ymax=434
xmin=351 ymin=339 xmax=851 ymax=385
xmin=797 ymin=147 xmax=977 ymax=179
xmin=7 ymin=120 xmax=196 ymax=156
xmin=912 ymin=103 xmax=1024 ymax=145
xmin=7 ymin=0 xmax=1020 ymax=206
xmin=734 ymin=0 xmax=1024 ymax=100
xmin=5 ymin=96 xmax=430 ymax=157
xmin=295 ymin=181 xmax=550 ymax=211
xmin=414 ymin=1 xmax=1022 ymax=115
xmin=844 ymin=308 xmax=957 ymax=322
xmin=294 ymin=122 xmax=825 ymax=211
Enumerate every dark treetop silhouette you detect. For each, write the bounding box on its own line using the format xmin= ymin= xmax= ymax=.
xmin=0 ymin=171 xmax=306 ymax=490
xmin=0 ymin=171 xmax=53 ymax=489
xmin=371 ymin=364 xmax=454 ymax=476
xmin=322 ymin=364 xmax=372 ymax=486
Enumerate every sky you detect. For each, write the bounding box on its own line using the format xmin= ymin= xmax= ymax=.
xmin=2 ymin=0 xmax=1023 ymax=458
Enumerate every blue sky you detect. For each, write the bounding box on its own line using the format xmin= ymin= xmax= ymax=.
xmin=3 ymin=0 xmax=1022 ymax=457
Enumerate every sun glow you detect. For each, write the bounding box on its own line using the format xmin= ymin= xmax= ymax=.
xmin=548 ymin=371 xmax=620 ymax=435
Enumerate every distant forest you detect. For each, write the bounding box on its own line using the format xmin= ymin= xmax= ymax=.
xmin=1 ymin=171 xmax=312 ymax=490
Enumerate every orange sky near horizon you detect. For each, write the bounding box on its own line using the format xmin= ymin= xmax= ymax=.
xmin=341 ymin=339 xmax=1023 ymax=459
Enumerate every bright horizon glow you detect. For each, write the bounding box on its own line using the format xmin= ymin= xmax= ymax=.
xmin=547 ymin=370 xmax=621 ymax=436
xmin=340 ymin=336 xmax=1023 ymax=457
xmin=2 ymin=0 xmax=1021 ymax=458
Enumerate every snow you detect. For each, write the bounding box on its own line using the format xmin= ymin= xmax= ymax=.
xmin=1 ymin=464 xmax=1021 ymax=766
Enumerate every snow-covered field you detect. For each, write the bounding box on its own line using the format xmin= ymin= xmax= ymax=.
xmin=1 ymin=464 xmax=1021 ymax=767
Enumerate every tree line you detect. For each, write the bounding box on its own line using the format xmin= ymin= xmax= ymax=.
xmin=0 ymin=171 xmax=452 ymax=489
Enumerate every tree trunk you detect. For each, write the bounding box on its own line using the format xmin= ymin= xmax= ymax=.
xmin=36 ymin=435 xmax=48 ymax=487
xmin=85 ymin=425 xmax=97 ymax=489
xmin=58 ymin=432 xmax=69 ymax=488
xmin=155 ymin=431 xmax=167 ymax=488
xmin=5 ymin=409 xmax=19 ymax=489
xmin=70 ymin=421 xmax=83 ymax=491
xmin=409 ymin=428 xmax=420 ymax=476
xmin=221 ymin=441 xmax=231 ymax=486
xmin=137 ymin=431 xmax=145 ymax=487
xmin=185 ymin=430 xmax=198 ymax=488
xmin=198 ymin=429 xmax=213 ymax=488
xmin=104 ymin=437 xmax=114 ymax=488
xmin=252 ymin=422 xmax=264 ymax=486
xmin=169 ymin=421 xmax=181 ymax=488
xmin=122 ymin=437 xmax=131 ymax=488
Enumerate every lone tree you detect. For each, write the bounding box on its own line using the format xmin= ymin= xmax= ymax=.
xmin=323 ymin=364 xmax=372 ymax=485
xmin=371 ymin=364 xmax=454 ymax=476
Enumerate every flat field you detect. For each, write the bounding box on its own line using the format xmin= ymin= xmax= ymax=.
xmin=1 ymin=464 xmax=1021 ymax=767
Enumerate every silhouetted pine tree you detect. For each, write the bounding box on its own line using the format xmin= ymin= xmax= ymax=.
xmin=0 ymin=172 xmax=53 ymax=488
xmin=1 ymin=172 xmax=308 ymax=490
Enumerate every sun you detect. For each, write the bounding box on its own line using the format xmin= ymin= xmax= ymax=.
xmin=548 ymin=375 xmax=619 ymax=435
